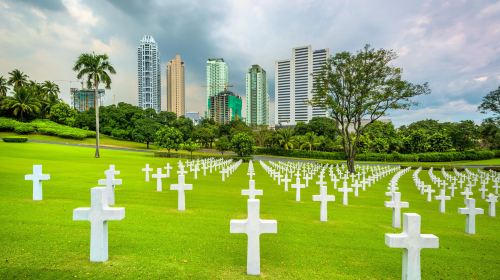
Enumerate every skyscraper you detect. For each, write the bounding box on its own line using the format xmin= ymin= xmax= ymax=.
xmin=206 ymin=58 xmax=228 ymax=117
xmin=275 ymin=45 xmax=329 ymax=125
xmin=245 ymin=65 xmax=268 ymax=126
xmin=137 ymin=35 xmax=161 ymax=112
xmin=208 ymin=90 xmax=242 ymax=124
xmin=166 ymin=54 xmax=185 ymax=116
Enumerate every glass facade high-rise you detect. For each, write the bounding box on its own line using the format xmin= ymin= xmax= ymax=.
xmin=167 ymin=54 xmax=185 ymax=116
xmin=206 ymin=58 xmax=228 ymax=117
xmin=275 ymin=45 xmax=329 ymax=125
xmin=245 ymin=65 xmax=268 ymax=126
xmin=137 ymin=35 xmax=161 ymax=112
xmin=70 ymin=88 xmax=104 ymax=112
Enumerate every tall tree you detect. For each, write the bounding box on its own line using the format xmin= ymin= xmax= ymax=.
xmin=0 ymin=76 xmax=9 ymax=96
xmin=311 ymin=45 xmax=429 ymax=173
xmin=7 ymin=69 xmax=29 ymax=89
xmin=478 ymin=86 xmax=499 ymax=119
xmin=2 ymin=87 xmax=41 ymax=121
xmin=73 ymin=53 xmax=116 ymax=158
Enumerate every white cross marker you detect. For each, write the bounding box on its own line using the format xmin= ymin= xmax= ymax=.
xmin=352 ymin=180 xmax=362 ymax=197
xmin=164 ymin=163 xmax=172 ymax=178
xmin=338 ymin=181 xmax=353 ymax=206
xmin=448 ymin=184 xmax=457 ymax=197
xmin=73 ymin=187 xmax=125 ymax=262
xmin=385 ymin=213 xmax=439 ymax=280
xmin=141 ymin=164 xmax=152 ymax=182
xmin=97 ymin=166 xmax=122 ymax=206
xmin=151 ymin=168 xmax=167 ymax=192
xmin=461 ymin=187 xmax=473 ymax=200
xmin=242 ymin=180 xmax=263 ymax=199
xmin=312 ymin=185 xmax=335 ymax=221
xmin=424 ymin=186 xmax=435 ymax=202
xmin=291 ymin=177 xmax=305 ymax=202
xmin=170 ymin=174 xmax=193 ymax=211
xmin=24 ymin=165 xmax=50 ymax=200
xmin=478 ymin=184 xmax=488 ymax=200
xmin=384 ymin=192 xmax=409 ymax=228
xmin=282 ymin=173 xmax=291 ymax=192
xmin=434 ymin=189 xmax=451 ymax=213
xmin=458 ymin=198 xmax=484 ymax=234
xmin=486 ymin=193 xmax=497 ymax=217
xmin=230 ymin=199 xmax=277 ymax=275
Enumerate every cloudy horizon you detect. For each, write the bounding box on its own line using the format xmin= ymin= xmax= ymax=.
xmin=0 ymin=0 xmax=499 ymax=126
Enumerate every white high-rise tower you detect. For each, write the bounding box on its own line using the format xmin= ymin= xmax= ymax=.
xmin=137 ymin=35 xmax=161 ymax=112
xmin=275 ymin=45 xmax=329 ymax=125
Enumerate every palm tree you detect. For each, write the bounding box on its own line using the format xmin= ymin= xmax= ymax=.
xmin=3 ymin=87 xmax=41 ymax=121
xmin=73 ymin=52 xmax=116 ymax=158
xmin=300 ymin=132 xmax=318 ymax=151
xmin=278 ymin=128 xmax=295 ymax=150
xmin=8 ymin=69 xmax=29 ymax=89
xmin=0 ymin=76 xmax=8 ymax=96
xmin=42 ymin=81 xmax=60 ymax=104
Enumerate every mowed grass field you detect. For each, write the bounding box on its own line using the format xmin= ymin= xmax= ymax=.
xmin=0 ymin=142 xmax=499 ymax=279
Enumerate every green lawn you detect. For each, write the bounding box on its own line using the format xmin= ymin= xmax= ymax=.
xmin=0 ymin=142 xmax=499 ymax=279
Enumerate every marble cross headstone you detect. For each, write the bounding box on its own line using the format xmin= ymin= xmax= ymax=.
xmin=142 ymin=164 xmax=152 ymax=182
xmin=312 ymin=185 xmax=335 ymax=222
xmin=282 ymin=173 xmax=291 ymax=192
xmin=230 ymin=199 xmax=277 ymax=276
xmin=338 ymin=181 xmax=353 ymax=206
xmin=291 ymin=177 xmax=305 ymax=202
xmin=461 ymin=187 xmax=473 ymax=200
xmin=242 ymin=180 xmax=263 ymax=199
xmin=151 ymin=168 xmax=167 ymax=192
xmin=170 ymin=174 xmax=193 ymax=211
xmin=24 ymin=164 xmax=50 ymax=201
xmin=384 ymin=192 xmax=409 ymax=228
xmin=434 ymin=188 xmax=451 ymax=213
xmin=73 ymin=187 xmax=125 ymax=262
xmin=97 ymin=165 xmax=122 ymax=206
xmin=164 ymin=163 xmax=172 ymax=178
xmin=385 ymin=213 xmax=439 ymax=280
xmin=458 ymin=198 xmax=484 ymax=234
xmin=486 ymin=193 xmax=497 ymax=217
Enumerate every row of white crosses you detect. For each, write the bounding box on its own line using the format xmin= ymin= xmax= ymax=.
xmin=230 ymin=161 xmax=277 ymax=276
xmin=384 ymin=167 xmax=411 ymax=228
xmin=220 ymin=159 xmax=243 ymax=182
xmin=412 ymin=167 xmax=497 ymax=235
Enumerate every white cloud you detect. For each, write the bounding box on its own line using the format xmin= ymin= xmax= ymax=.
xmin=474 ymin=76 xmax=488 ymax=82
xmin=62 ymin=0 xmax=98 ymax=27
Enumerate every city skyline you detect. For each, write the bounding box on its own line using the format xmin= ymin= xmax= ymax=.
xmin=0 ymin=0 xmax=499 ymax=126
xmin=166 ymin=54 xmax=185 ymax=116
xmin=137 ymin=35 xmax=161 ymax=112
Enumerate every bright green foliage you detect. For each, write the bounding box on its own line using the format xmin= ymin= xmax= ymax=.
xmin=132 ymin=118 xmax=160 ymax=149
xmin=2 ymin=87 xmax=41 ymax=121
xmin=181 ymin=139 xmax=201 ymax=159
xmin=0 ymin=76 xmax=9 ymax=96
xmin=49 ymin=102 xmax=77 ymax=126
xmin=277 ymin=128 xmax=294 ymax=150
xmin=215 ymin=135 xmax=231 ymax=155
xmin=230 ymin=132 xmax=255 ymax=157
xmin=155 ymin=126 xmax=183 ymax=155
xmin=478 ymin=86 xmax=499 ymax=118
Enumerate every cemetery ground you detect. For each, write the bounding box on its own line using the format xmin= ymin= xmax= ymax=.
xmin=0 ymin=142 xmax=499 ymax=279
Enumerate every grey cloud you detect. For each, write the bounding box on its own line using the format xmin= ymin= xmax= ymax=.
xmin=15 ymin=0 xmax=64 ymax=11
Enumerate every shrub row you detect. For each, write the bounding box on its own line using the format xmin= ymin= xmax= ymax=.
xmin=255 ymin=148 xmax=495 ymax=162
xmin=2 ymin=137 xmax=28 ymax=143
xmin=0 ymin=118 xmax=95 ymax=140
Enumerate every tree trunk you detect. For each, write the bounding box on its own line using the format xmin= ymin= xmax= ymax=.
xmin=94 ymin=84 xmax=100 ymax=158
xmin=147 ymin=141 xmax=149 ymax=149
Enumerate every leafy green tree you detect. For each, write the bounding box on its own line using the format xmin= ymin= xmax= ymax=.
xmin=231 ymin=132 xmax=255 ymax=157
xmin=155 ymin=126 xmax=183 ymax=156
xmin=8 ymin=69 xmax=29 ymax=89
xmin=311 ymin=45 xmax=429 ymax=173
xmin=173 ymin=116 xmax=194 ymax=141
xmin=308 ymin=117 xmax=338 ymax=139
xmin=427 ymin=132 xmax=452 ymax=152
xmin=300 ymin=132 xmax=318 ymax=151
xmin=264 ymin=130 xmax=281 ymax=149
xmin=479 ymin=118 xmax=500 ymax=149
xmin=182 ymin=139 xmax=200 ymax=159
xmin=277 ymin=128 xmax=294 ymax=150
xmin=215 ymin=136 xmax=231 ymax=155
xmin=449 ymin=120 xmax=479 ymax=151
xmin=73 ymin=52 xmax=116 ymax=158
xmin=229 ymin=119 xmax=252 ymax=138
xmin=0 ymin=76 xmax=9 ymax=96
xmin=132 ymin=118 xmax=160 ymax=149
xmin=157 ymin=111 xmax=177 ymax=126
xmin=49 ymin=102 xmax=77 ymax=126
xmin=478 ymin=86 xmax=499 ymax=119
xmin=294 ymin=122 xmax=311 ymax=135
xmin=2 ymin=86 xmax=41 ymax=121
xmin=253 ymin=126 xmax=270 ymax=147
xmin=193 ymin=125 xmax=217 ymax=148
xmin=401 ymin=128 xmax=429 ymax=153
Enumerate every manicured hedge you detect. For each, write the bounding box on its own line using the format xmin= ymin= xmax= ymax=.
xmin=255 ymin=148 xmax=495 ymax=162
xmin=2 ymin=137 xmax=28 ymax=143
xmin=0 ymin=118 xmax=95 ymax=140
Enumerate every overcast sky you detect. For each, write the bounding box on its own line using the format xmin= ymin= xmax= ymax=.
xmin=0 ymin=0 xmax=499 ymax=126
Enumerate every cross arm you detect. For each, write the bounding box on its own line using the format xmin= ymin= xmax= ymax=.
xmin=73 ymin=207 xmax=90 ymax=221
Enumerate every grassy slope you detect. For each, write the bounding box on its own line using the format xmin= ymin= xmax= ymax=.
xmin=0 ymin=142 xmax=499 ymax=279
